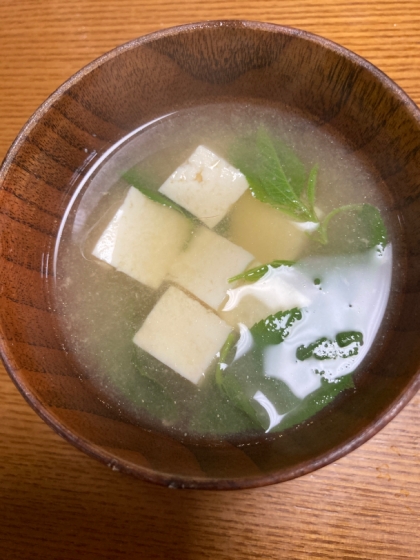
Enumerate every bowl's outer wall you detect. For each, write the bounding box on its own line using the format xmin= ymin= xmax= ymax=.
xmin=1 ymin=21 xmax=420 ymax=489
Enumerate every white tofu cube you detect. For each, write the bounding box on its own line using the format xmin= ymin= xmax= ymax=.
xmin=133 ymin=286 xmax=232 ymax=385
xmin=229 ymin=190 xmax=309 ymax=262
xmin=158 ymin=145 xmax=249 ymax=228
xmin=92 ymin=207 xmax=123 ymax=264
xmin=169 ymin=226 xmax=254 ymax=310
xmin=92 ymin=187 xmax=191 ymax=289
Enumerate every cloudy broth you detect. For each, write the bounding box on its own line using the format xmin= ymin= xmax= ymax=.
xmin=53 ymin=102 xmax=393 ymax=442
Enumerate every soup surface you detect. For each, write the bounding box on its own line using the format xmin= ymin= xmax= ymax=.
xmin=53 ymin=102 xmax=393 ymax=442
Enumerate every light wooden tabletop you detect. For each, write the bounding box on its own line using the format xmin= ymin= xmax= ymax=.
xmin=1 ymin=1 xmax=420 ymax=558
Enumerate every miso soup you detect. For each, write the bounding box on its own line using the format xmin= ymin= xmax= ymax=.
xmin=53 ymin=102 xmax=393 ymax=442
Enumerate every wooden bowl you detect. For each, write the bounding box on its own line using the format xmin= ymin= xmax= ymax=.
xmin=1 ymin=21 xmax=420 ymax=490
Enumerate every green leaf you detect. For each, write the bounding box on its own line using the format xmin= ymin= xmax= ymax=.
xmin=306 ymin=164 xmax=318 ymax=215
xmin=247 ymin=372 xmax=301 ymax=431
xmin=312 ymin=339 xmax=341 ymax=360
xmin=312 ymin=203 xmax=387 ymax=252
xmin=359 ymin=203 xmax=387 ymax=249
xmin=214 ymin=333 xmax=261 ymax=427
xmin=215 ymin=331 xmax=238 ymax=388
xmin=296 ymin=331 xmax=364 ymax=361
xmin=132 ymin=348 xmax=197 ymax=404
xmin=254 ymin=128 xmax=314 ymax=221
xmin=122 ymin=168 xmax=192 ymax=218
xmin=130 ymin=353 xmax=179 ymax=421
xmin=214 ymin=322 xmax=355 ymax=433
xmin=229 ymin=128 xmax=387 ymax=252
xmin=272 ymin=138 xmax=307 ymax=196
xmin=338 ymin=345 xmax=360 ymax=358
xmin=228 ymin=260 xmax=295 ymax=283
xmin=336 ymin=331 xmax=364 ymax=348
xmin=296 ymin=337 xmax=329 ymax=361
xmin=272 ymin=373 xmax=355 ymax=432
xmin=215 ymin=341 xmax=299 ymax=431
xmin=312 ymin=204 xmax=361 ymax=245
xmin=218 ymin=373 xmax=261 ymax=426
xmin=189 ymin=376 xmax=260 ymax=435
xmin=229 ymin=128 xmax=316 ymax=222
xmin=251 ymin=308 xmax=302 ymax=347
xmin=122 ymin=167 xmax=156 ymax=189
xmin=132 ymin=349 xmax=165 ymax=389
xmin=228 ymin=136 xmax=268 ymax=199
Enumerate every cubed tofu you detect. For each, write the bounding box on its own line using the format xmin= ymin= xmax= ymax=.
xmin=133 ymin=286 xmax=232 ymax=385
xmin=229 ymin=190 xmax=309 ymax=262
xmin=169 ymin=226 xmax=254 ymax=310
xmin=92 ymin=187 xmax=191 ymax=289
xmin=158 ymin=145 xmax=249 ymax=228
xmin=92 ymin=207 xmax=123 ymax=265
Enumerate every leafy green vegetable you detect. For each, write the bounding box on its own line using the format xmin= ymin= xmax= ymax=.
xmin=189 ymin=376 xmax=261 ymax=435
xmin=130 ymin=353 xmax=179 ymax=421
xmin=296 ymin=331 xmax=364 ymax=361
xmin=312 ymin=339 xmax=342 ymax=360
xmin=251 ymin=307 xmax=302 ymax=347
xmin=271 ymin=373 xmax=355 ymax=432
xmin=122 ymin=168 xmax=192 ymax=218
xmin=215 ymin=331 xmax=238 ymax=388
xmin=296 ymin=337 xmax=329 ymax=361
xmin=217 ymin=372 xmax=261 ymax=426
xmin=132 ymin=348 xmax=197 ymax=405
xmin=228 ymin=260 xmax=295 ymax=283
xmin=336 ymin=331 xmax=364 ymax=348
xmin=229 ymin=136 xmax=269 ymax=202
xmin=122 ymin=167 xmax=156 ymax=190
xmin=229 ymin=128 xmax=317 ymax=222
xmin=272 ymin=137 xmax=307 ymax=196
xmin=255 ymin=128 xmax=311 ymax=217
xmin=214 ymin=333 xmax=261 ymax=426
xmin=215 ymin=339 xmax=301 ymax=431
xmin=312 ymin=203 xmax=387 ymax=252
xmin=359 ymin=203 xmax=388 ymax=249
xmin=230 ymin=127 xmax=388 ymax=255
xmin=132 ymin=349 xmax=166 ymax=390
xmin=215 ymin=323 xmax=355 ymax=433
xmin=339 ymin=345 xmax=360 ymax=358
xmin=213 ymin=309 xmax=302 ymax=427
xmin=306 ymin=163 xmax=318 ymax=216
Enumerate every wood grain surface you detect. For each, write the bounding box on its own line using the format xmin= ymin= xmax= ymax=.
xmin=1 ymin=1 xmax=420 ymax=559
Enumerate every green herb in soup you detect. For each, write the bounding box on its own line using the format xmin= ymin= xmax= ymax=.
xmin=54 ymin=103 xmax=392 ymax=440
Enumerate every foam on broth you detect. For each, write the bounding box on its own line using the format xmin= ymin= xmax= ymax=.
xmin=52 ymin=102 xmax=393 ymax=442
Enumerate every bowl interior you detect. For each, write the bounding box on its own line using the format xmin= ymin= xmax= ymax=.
xmin=1 ymin=21 xmax=420 ymax=489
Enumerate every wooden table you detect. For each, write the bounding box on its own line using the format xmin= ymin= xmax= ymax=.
xmin=1 ymin=1 xmax=420 ymax=558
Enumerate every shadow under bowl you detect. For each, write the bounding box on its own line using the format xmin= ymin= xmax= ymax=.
xmin=1 ymin=20 xmax=420 ymax=489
